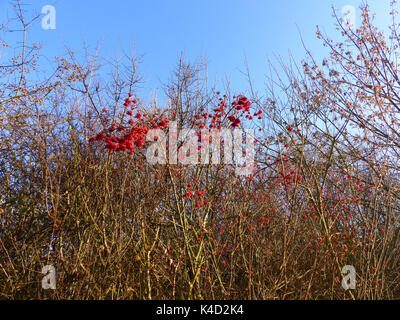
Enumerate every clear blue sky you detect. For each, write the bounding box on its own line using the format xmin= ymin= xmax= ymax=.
xmin=0 ymin=0 xmax=394 ymax=104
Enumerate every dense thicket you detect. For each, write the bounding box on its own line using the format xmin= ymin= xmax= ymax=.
xmin=0 ymin=3 xmax=399 ymax=299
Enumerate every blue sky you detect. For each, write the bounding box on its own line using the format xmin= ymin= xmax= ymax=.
xmin=0 ymin=0 xmax=394 ymax=104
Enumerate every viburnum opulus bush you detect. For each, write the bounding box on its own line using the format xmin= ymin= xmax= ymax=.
xmin=0 ymin=2 xmax=400 ymax=299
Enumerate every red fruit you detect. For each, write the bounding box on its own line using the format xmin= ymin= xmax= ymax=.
xmin=124 ymin=98 xmax=131 ymax=107
xmin=184 ymin=191 xmax=193 ymax=199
